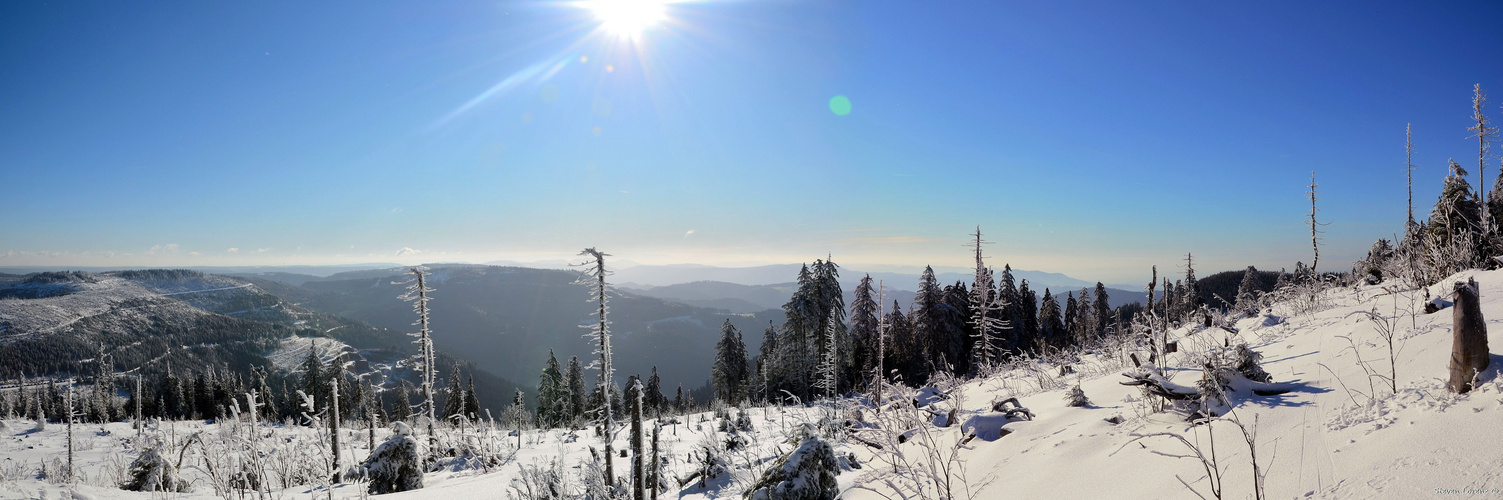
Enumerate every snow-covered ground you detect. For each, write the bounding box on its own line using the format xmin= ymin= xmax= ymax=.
xmin=6 ymin=270 xmax=1503 ymax=499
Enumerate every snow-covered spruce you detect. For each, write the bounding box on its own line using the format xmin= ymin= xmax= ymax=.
xmin=120 ymin=443 xmax=189 ymax=492
xmin=1064 ymin=384 xmax=1090 ymax=407
xmin=357 ymin=421 xmax=424 ymax=494
xmin=745 ymin=424 xmax=840 ymax=500
xmin=1233 ymin=343 xmax=1272 ymax=384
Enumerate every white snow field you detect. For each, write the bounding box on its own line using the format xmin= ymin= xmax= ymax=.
xmin=6 ymin=269 xmax=1503 ymax=499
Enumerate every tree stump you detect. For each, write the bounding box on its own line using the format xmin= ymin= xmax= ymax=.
xmin=1449 ymin=279 xmax=1491 ymax=393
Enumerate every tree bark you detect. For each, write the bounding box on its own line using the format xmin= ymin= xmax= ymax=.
xmin=1449 ymin=279 xmax=1491 ymax=393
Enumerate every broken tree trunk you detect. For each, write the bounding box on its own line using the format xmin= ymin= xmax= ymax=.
xmin=1449 ymin=279 xmax=1491 ymax=393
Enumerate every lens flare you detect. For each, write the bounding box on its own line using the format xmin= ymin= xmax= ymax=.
xmin=829 ymin=95 xmax=852 ymax=116
xmin=582 ymin=0 xmax=667 ymax=38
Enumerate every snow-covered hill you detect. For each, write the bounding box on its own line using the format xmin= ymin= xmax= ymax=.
xmin=6 ymin=270 xmax=1503 ymax=499
xmin=0 ymin=270 xmax=296 ymax=341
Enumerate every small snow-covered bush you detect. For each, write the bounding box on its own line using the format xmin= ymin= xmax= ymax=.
xmin=1064 ymin=385 xmax=1091 ymax=407
xmin=358 ymin=422 xmax=424 ymax=495
xmin=579 ymin=458 xmax=627 ymax=500
xmin=1234 ymin=344 xmax=1272 ymax=383
xmin=120 ymin=444 xmax=189 ymax=492
xmin=507 ymin=456 xmax=567 ymax=500
xmin=735 ymin=407 xmax=754 ymax=432
xmin=745 ymin=427 xmax=839 ymax=500
xmin=687 ymin=430 xmax=730 ymax=488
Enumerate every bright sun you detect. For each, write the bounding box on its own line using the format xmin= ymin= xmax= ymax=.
xmin=584 ymin=0 xmax=667 ymax=38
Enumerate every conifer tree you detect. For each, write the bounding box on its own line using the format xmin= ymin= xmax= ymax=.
xmin=301 ymin=341 xmax=325 ymax=416
xmin=939 ymin=282 xmax=972 ymax=376
xmin=1431 ymin=160 xmax=1483 ymax=254
xmin=815 ymin=307 xmax=840 ymax=401
xmin=883 ymin=303 xmax=922 ymax=383
xmin=812 ymin=259 xmax=848 ymax=389
xmin=1093 ymin=283 xmax=1111 ymax=337
xmin=673 ymin=385 xmax=685 ymax=415
xmin=1063 ymin=292 xmax=1078 ymax=347
xmin=778 ymin=264 xmax=817 ymax=400
xmin=393 ymin=382 xmax=412 ymax=423
xmin=17 ymin=374 xmax=32 ymax=421
xmin=1018 ymin=280 xmax=1040 ymax=354
xmin=775 ymin=259 xmax=846 ymax=399
xmin=443 ymin=365 xmax=464 ymax=423
xmin=1489 ymin=169 xmax=1503 ymax=240
xmin=329 ymin=353 xmax=352 ymax=422
xmin=1183 ymin=253 xmax=1203 ymax=315
xmin=505 ymin=389 xmax=530 ymax=448
xmin=1039 ymin=289 xmax=1063 ymax=351
xmin=538 ymin=350 xmax=565 ymax=427
xmin=997 ymin=266 xmax=1023 ymax=352
xmin=848 ymin=275 xmax=880 ymax=387
xmin=1236 ymin=266 xmax=1262 ymax=315
xmin=463 ymin=376 xmax=480 ymax=420
xmin=645 ymin=367 xmax=663 ymax=419
xmin=756 ymin=323 xmax=779 ymax=402
xmin=911 ymin=266 xmax=944 ymax=374
xmin=193 ymin=372 xmax=212 ymax=420
xmin=252 ymin=367 xmax=276 ymax=421
xmin=1075 ymin=287 xmax=1095 ymax=346
xmin=712 ymin=319 xmax=750 ymax=404
xmin=565 ymin=356 xmax=586 ymax=423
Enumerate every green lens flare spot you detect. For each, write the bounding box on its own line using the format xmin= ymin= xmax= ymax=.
xmin=828 ymin=95 xmax=852 ymax=116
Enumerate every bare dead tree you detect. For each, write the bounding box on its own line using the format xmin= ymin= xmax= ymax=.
xmin=1407 ymin=123 xmax=1416 ymax=225
xmin=871 ymin=277 xmax=877 ymax=411
xmin=966 ymin=227 xmax=1007 ymax=371
xmin=1308 ymin=171 xmax=1323 ymax=274
xmin=630 ymin=378 xmax=644 ymax=500
xmin=329 ymin=372 xmax=342 ymax=483
xmin=574 ymin=247 xmax=617 ymax=487
xmin=1471 ymin=84 xmax=1496 ymax=210
xmin=397 ymin=267 xmax=438 ymax=458
xmin=66 ymin=379 xmax=76 ymax=482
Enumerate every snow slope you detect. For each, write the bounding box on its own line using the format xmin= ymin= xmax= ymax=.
xmin=7 ymin=270 xmax=1503 ymax=499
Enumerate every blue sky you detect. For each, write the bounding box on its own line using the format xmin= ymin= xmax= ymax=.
xmin=3 ymin=1 xmax=1502 ymax=283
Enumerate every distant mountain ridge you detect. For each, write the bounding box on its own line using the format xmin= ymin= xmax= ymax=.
xmin=0 ymin=269 xmax=524 ymax=414
xmin=288 ymin=265 xmax=784 ymax=395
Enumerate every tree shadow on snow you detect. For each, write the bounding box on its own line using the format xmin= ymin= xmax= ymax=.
xmin=1231 ymin=378 xmax=1329 ymax=410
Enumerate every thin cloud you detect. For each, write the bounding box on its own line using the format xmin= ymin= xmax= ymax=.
xmin=226 ymin=248 xmax=240 ymax=254
xmin=396 ymin=247 xmax=423 ymax=257
xmin=148 ymin=244 xmax=180 ymax=254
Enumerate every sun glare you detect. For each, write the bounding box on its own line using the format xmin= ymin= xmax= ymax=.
xmin=584 ymin=0 xmax=667 ymax=38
